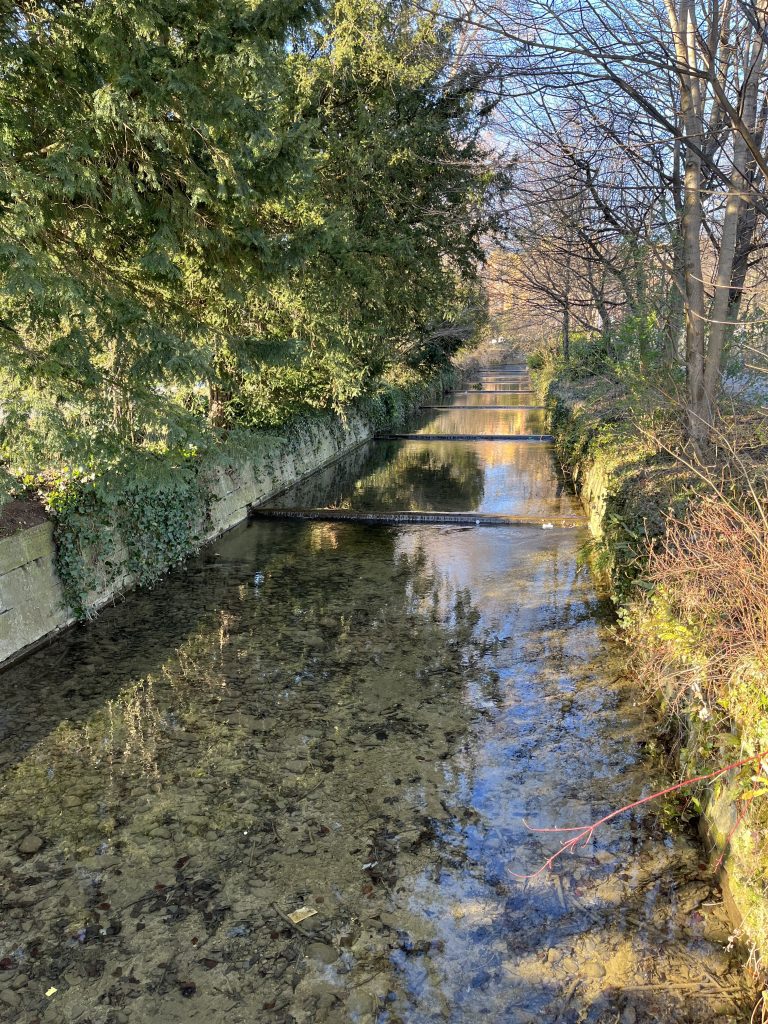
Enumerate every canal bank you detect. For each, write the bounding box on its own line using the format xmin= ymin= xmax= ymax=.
xmin=535 ymin=358 xmax=768 ymax=981
xmin=0 ymin=365 xmax=755 ymax=1022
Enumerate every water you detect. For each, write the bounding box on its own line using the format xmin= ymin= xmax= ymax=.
xmin=442 ymin=391 xmax=540 ymax=406
xmin=409 ymin=409 xmax=549 ymax=436
xmin=0 ymin=367 xmax=753 ymax=1023
xmin=269 ymin=439 xmax=578 ymax=518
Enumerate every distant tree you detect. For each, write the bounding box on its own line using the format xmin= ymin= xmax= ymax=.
xmin=466 ymin=0 xmax=768 ymax=446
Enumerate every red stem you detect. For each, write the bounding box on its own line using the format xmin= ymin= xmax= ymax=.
xmin=511 ymin=748 xmax=768 ymax=881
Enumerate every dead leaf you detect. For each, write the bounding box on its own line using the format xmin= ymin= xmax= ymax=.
xmin=288 ymin=906 xmax=318 ymax=924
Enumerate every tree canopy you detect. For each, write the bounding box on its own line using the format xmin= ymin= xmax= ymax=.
xmin=0 ymin=0 xmax=501 ymax=484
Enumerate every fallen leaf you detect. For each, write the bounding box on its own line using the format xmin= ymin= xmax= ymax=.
xmin=288 ymin=906 xmax=318 ymax=925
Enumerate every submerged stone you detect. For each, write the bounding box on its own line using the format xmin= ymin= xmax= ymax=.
xmin=306 ymin=943 xmax=339 ymax=965
xmin=17 ymin=834 xmax=43 ymax=855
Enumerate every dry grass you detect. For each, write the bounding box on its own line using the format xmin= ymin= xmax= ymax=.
xmin=649 ymin=494 xmax=768 ymax=702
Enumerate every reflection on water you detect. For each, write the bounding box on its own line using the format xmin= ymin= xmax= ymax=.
xmin=462 ymin=384 xmax=535 ymax=393
xmin=410 ymin=408 xmax=548 ymax=436
xmin=445 ymin=391 xmax=540 ymax=406
xmin=0 ymin=372 xmax=754 ymax=1024
xmin=271 ymin=439 xmax=578 ymax=517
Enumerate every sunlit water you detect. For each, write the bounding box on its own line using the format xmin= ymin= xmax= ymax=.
xmin=441 ymin=392 xmax=541 ymax=407
xmin=409 ymin=409 xmax=549 ymax=436
xmin=0 ymin=368 xmax=753 ymax=1023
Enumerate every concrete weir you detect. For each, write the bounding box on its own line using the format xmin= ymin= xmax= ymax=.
xmin=249 ymin=508 xmax=586 ymax=527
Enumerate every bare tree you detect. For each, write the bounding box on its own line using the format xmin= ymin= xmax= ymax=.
xmin=448 ymin=0 xmax=768 ymax=446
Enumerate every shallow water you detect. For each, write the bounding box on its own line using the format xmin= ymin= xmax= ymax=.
xmin=409 ymin=409 xmax=548 ymax=436
xmin=442 ymin=391 xmax=540 ymax=406
xmin=0 ymin=368 xmax=754 ymax=1023
xmin=270 ymin=438 xmax=578 ymax=518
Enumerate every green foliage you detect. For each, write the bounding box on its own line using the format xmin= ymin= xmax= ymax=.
xmin=0 ymin=463 xmax=15 ymax=510
xmin=46 ymin=456 xmax=207 ymax=617
xmin=0 ymin=0 xmax=497 ymax=601
xmin=0 ymin=0 xmax=494 ymax=436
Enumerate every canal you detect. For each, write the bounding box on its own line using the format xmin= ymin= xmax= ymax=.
xmin=0 ymin=365 xmax=753 ymax=1022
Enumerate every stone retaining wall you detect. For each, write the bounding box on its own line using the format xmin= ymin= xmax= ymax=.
xmin=0 ymin=408 xmax=378 ymax=668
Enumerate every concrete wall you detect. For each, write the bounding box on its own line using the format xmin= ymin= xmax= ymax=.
xmin=0 ymin=409 xmax=376 ymax=668
xmin=0 ymin=523 xmax=73 ymax=664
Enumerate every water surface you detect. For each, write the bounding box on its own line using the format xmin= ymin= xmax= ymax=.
xmin=0 ymin=369 xmax=752 ymax=1023
xmin=409 ymin=408 xmax=548 ymax=436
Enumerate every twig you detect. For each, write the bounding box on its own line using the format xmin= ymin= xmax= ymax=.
xmin=347 ymin=966 xmax=387 ymax=990
xmin=270 ymin=902 xmax=313 ymax=939
xmin=511 ymin=747 xmax=768 ymax=880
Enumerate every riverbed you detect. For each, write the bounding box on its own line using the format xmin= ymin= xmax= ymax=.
xmin=0 ymin=366 xmax=754 ymax=1022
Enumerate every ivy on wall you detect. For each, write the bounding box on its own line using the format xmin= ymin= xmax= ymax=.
xmin=48 ymin=462 xmax=207 ymax=619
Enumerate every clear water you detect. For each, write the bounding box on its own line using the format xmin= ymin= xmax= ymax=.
xmin=409 ymin=409 xmax=549 ymax=436
xmin=270 ymin=438 xmax=578 ymax=519
xmin=0 ymin=369 xmax=753 ymax=1023
xmin=444 ymin=392 xmax=540 ymax=406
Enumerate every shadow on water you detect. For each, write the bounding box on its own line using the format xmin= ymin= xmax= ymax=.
xmin=0 ymin=381 xmax=757 ymax=1023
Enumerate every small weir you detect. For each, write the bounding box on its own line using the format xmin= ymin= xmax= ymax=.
xmin=377 ymin=433 xmax=554 ymax=442
xmin=0 ymin=364 xmax=754 ymax=1022
xmin=418 ymin=405 xmax=548 ymax=410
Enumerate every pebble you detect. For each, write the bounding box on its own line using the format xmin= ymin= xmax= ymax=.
xmin=621 ymin=1007 xmax=637 ymax=1024
xmin=581 ymin=961 xmax=606 ymax=980
xmin=81 ymin=855 xmax=120 ymax=870
xmin=18 ymin=834 xmax=43 ymax=855
xmin=0 ymin=989 xmax=20 ymax=1008
xmin=346 ymin=990 xmax=376 ymax=1016
xmin=306 ymin=942 xmax=339 ymax=965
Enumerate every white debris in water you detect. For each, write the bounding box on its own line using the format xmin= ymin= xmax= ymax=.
xmin=542 ymin=522 xmax=554 ymax=529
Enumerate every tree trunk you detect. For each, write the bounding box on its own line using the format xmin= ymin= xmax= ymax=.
xmin=562 ymin=250 xmax=571 ymax=361
xmin=208 ymin=380 xmax=230 ymax=428
xmin=680 ymin=136 xmax=709 ymax=447
xmin=562 ymin=302 xmax=570 ymax=362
